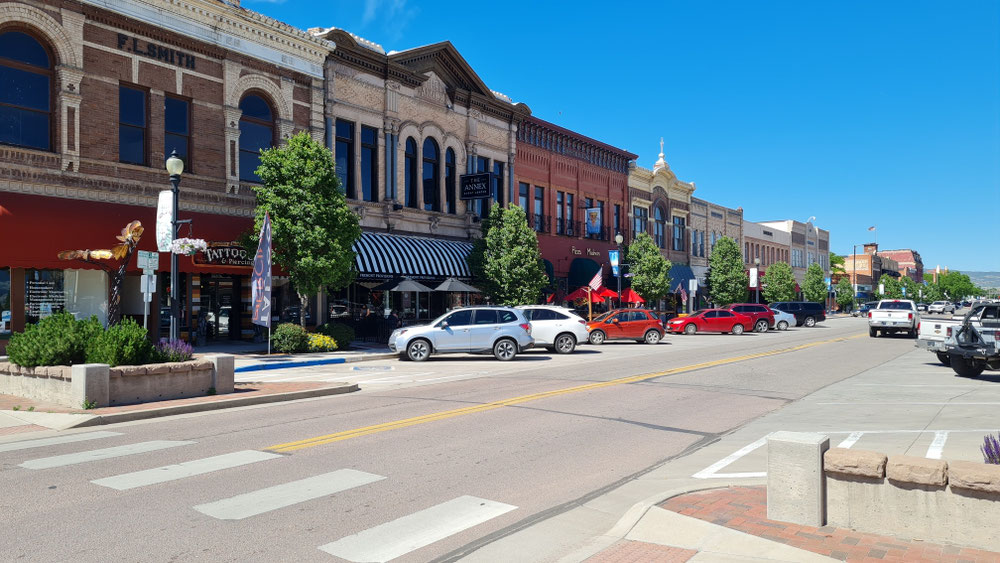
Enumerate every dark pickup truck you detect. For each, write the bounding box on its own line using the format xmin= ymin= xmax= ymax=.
xmin=944 ymin=303 xmax=1000 ymax=377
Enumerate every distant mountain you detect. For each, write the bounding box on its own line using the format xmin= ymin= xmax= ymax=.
xmin=965 ymin=272 xmax=1000 ymax=289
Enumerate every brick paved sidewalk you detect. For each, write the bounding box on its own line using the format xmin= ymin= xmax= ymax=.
xmin=659 ymin=486 xmax=1000 ymax=563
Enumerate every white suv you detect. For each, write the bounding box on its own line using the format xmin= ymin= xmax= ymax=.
xmin=517 ymin=306 xmax=590 ymax=354
xmin=928 ymin=301 xmax=955 ymax=314
xmin=388 ymin=307 xmax=534 ymax=361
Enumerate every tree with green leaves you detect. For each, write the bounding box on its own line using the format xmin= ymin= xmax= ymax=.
xmin=252 ymin=132 xmax=361 ymax=326
xmin=877 ymin=274 xmax=902 ymax=299
xmin=467 ymin=205 xmax=548 ymax=305
xmin=626 ymin=232 xmax=672 ymax=304
xmin=835 ymin=277 xmax=854 ymax=311
xmin=802 ymin=263 xmax=828 ymax=304
xmin=830 ymin=252 xmax=846 ymax=277
xmin=762 ymin=261 xmax=797 ymax=302
xmin=938 ymin=270 xmax=977 ymax=300
xmin=707 ymin=237 xmax=747 ymax=306
xmin=899 ymin=276 xmax=921 ymax=300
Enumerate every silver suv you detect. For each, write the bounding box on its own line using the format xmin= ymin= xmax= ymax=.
xmin=388 ymin=307 xmax=534 ymax=362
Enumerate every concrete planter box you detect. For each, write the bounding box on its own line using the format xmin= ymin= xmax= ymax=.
xmin=0 ymin=355 xmax=234 ymax=408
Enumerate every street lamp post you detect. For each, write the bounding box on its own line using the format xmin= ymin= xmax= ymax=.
xmin=165 ymin=150 xmax=184 ymax=342
xmin=614 ymin=232 xmax=624 ymax=308
xmin=753 ymin=257 xmax=761 ymax=303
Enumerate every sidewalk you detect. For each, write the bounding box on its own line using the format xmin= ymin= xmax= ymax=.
xmin=195 ymin=341 xmax=395 ymax=374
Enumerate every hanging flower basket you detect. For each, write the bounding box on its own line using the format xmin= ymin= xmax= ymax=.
xmin=170 ymin=237 xmax=208 ymax=255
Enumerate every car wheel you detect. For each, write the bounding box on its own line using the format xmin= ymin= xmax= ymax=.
xmin=589 ymin=330 xmax=606 ymax=345
xmin=951 ymin=355 xmax=984 ymax=378
xmin=936 ymin=352 xmax=951 ymax=366
xmin=804 ymin=316 xmax=816 ymax=327
xmin=406 ymin=339 xmax=431 ymax=362
xmin=554 ymin=333 xmax=576 ymax=354
xmin=644 ymin=330 xmax=661 ymax=344
xmin=777 ymin=320 xmax=789 ymax=331
xmin=731 ymin=323 xmax=745 ymax=335
xmin=684 ymin=323 xmax=697 ymax=335
xmin=869 ymin=327 xmax=877 ymax=338
xmin=493 ymin=338 xmax=518 ymax=361
xmin=755 ymin=320 xmax=769 ymax=333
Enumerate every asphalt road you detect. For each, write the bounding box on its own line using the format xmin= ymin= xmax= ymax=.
xmin=0 ymin=317 xmax=911 ymax=562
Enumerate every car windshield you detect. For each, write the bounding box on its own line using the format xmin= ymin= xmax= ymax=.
xmin=689 ymin=311 xmax=706 ymax=318
xmin=878 ymin=302 xmax=912 ymax=310
xmin=592 ymin=311 xmax=615 ymax=322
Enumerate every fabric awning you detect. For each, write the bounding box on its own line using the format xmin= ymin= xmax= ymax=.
xmin=352 ymin=232 xmax=473 ymax=280
xmin=669 ymin=264 xmax=696 ymax=291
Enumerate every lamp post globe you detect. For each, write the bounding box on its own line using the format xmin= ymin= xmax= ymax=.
xmin=165 ymin=150 xmax=183 ymax=342
xmin=614 ymin=232 xmax=623 ymax=245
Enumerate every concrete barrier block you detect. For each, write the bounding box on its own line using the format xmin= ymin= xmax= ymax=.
xmin=767 ymin=431 xmax=830 ymax=526
xmin=948 ymin=460 xmax=1000 ymax=494
xmin=209 ymin=355 xmax=234 ymax=394
xmin=824 ymin=448 xmax=887 ymax=478
xmin=887 ymin=455 xmax=947 ymax=487
xmin=71 ymin=364 xmax=110 ymax=408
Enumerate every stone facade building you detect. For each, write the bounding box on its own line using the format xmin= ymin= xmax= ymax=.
xmin=0 ymin=0 xmax=328 ymax=349
xmin=877 ymin=249 xmax=923 ymax=283
xmin=758 ymin=219 xmax=831 ymax=285
xmin=688 ymin=197 xmax=743 ymax=284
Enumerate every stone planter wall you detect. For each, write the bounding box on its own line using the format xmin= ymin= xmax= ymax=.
xmin=0 ymin=355 xmax=234 ymax=408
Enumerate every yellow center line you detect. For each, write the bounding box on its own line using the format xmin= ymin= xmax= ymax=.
xmin=266 ymin=332 xmax=866 ymax=453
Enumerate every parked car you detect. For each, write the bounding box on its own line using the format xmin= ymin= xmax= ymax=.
xmin=517 ymin=305 xmax=589 ymax=354
xmin=725 ymin=303 xmax=776 ymax=333
xmin=853 ymin=301 xmax=880 ymax=317
xmin=772 ymin=309 xmax=794 ymax=331
xmin=869 ymin=299 xmax=919 ymax=338
xmin=769 ymin=301 xmax=826 ymax=327
xmin=918 ymin=302 xmax=999 ymax=365
xmin=388 ymin=306 xmax=533 ymax=361
xmin=665 ymin=309 xmax=752 ymax=335
xmin=916 ymin=302 xmax=929 ymax=312
xmin=928 ymin=301 xmax=955 ymax=314
xmin=586 ymin=309 xmax=665 ymax=345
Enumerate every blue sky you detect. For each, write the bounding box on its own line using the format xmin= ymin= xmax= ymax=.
xmin=248 ymin=0 xmax=1000 ymax=272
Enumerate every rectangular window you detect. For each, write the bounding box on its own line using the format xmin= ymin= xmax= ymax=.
xmin=700 ymin=231 xmax=705 ymax=257
xmin=518 ymin=182 xmax=530 ymax=216
xmin=672 ymin=216 xmax=686 ymax=251
xmin=0 ymin=267 xmax=9 ymax=335
xmin=360 ymin=125 xmax=378 ymax=202
xmin=565 ymin=194 xmax=575 ymax=236
xmin=614 ymin=204 xmax=621 ymax=236
xmin=533 ymin=186 xmax=544 ymax=232
xmin=633 ymin=206 xmax=647 ymax=237
xmin=119 ymin=85 xmax=147 ymax=165
xmin=335 ymin=119 xmax=355 ymax=199
xmin=584 ymin=198 xmax=594 ymax=238
xmin=597 ymin=201 xmax=605 ymax=240
xmin=492 ymin=161 xmax=504 ymax=207
xmin=556 ymin=191 xmax=564 ymax=234
xmin=164 ymin=96 xmax=190 ymax=172
xmin=475 ymin=156 xmax=489 ymax=217
xmin=24 ymin=269 xmax=108 ymax=327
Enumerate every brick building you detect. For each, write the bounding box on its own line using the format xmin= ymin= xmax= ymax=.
xmin=757 ymin=219 xmax=831 ymax=285
xmin=742 ymin=220 xmax=792 ymax=299
xmin=876 ymin=249 xmax=923 ymax=283
xmin=688 ymin=197 xmax=743 ymax=286
xmin=0 ymin=0 xmax=328 ymax=349
xmin=844 ymin=243 xmax=900 ymax=300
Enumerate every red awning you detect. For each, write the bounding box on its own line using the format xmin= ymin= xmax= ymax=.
xmin=0 ymin=192 xmax=262 ymax=274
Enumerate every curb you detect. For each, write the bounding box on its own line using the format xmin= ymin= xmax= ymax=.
xmin=64 ymin=383 xmax=360 ymax=428
xmin=233 ymin=352 xmax=396 ymax=373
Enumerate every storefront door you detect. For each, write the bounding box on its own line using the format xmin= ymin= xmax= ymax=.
xmin=202 ymin=274 xmax=239 ymax=340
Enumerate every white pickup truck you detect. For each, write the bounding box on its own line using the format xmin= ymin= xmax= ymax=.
xmin=868 ymin=299 xmax=919 ymax=338
xmin=917 ymin=302 xmax=996 ymax=365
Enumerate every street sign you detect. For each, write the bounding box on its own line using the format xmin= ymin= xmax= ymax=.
xmin=459 ymin=173 xmax=491 ymax=200
xmin=689 ymin=279 xmax=698 ymax=292
xmin=749 ymin=268 xmax=759 ymax=289
xmin=878 ymin=283 xmax=885 ymax=295
xmin=137 ymin=250 xmax=159 ymax=271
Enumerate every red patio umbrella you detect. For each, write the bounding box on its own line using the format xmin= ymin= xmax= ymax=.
xmin=620 ymin=287 xmax=645 ymax=304
xmin=595 ymin=287 xmax=618 ymax=299
xmin=565 ymin=287 xmax=605 ymax=303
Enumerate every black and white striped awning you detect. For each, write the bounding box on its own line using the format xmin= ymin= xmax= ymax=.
xmin=352 ymin=232 xmax=473 ymax=280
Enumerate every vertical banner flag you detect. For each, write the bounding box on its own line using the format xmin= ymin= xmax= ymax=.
xmin=251 ymin=213 xmax=272 ymax=328
xmin=156 ymin=190 xmax=174 ymax=252
xmin=749 ymin=267 xmax=759 ymax=289
xmin=585 ymin=207 xmax=601 ymax=235
xmin=609 ymin=250 xmax=620 ymax=276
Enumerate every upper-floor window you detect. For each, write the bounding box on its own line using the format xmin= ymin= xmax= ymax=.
xmin=239 ymin=94 xmax=274 ymax=183
xmin=556 ymin=191 xmax=565 ymax=235
xmin=672 ymin=216 xmax=686 ymax=251
xmin=518 ymin=182 xmax=530 ymax=216
xmin=404 ymin=137 xmax=418 ymax=208
xmin=654 ymin=206 xmax=666 ymax=248
xmin=565 ymin=193 xmax=575 ymax=235
xmin=164 ymin=96 xmax=191 ymax=172
xmin=335 ymin=119 xmax=355 ymax=198
xmin=422 ymin=137 xmax=440 ymax=212
xmin=0 ymin=31 xmax=52 ymax=151
xmin=533 ymin=186 xmax=544 ymax=232
xmin=633 ymin=206 xmax=648 ymax=237
xmin=492 ymin=161 xmax=504 ymax=207
xmin=474 ymin=156 xmax=489 ymax=218
xmin=119 ymin=85 xmax=147 ymax=165
xmin=445 ymin=148 xmax=456 ymax=214
xmin=360 ymin=125 xmax=378 ymax=202
xmin=614 ymin=204 xmax=621 ymax=236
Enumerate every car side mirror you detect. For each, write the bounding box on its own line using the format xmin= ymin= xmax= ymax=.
xmin=439 ymin=321 xmax=449 ymax=329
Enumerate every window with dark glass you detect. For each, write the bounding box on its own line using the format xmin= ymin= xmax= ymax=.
xmin=0 ymin=31 xmax=52 ymax=151
xmin=422 ymin=137 xmax=440 ymax=212
xmin=565 ymin=194 xmax=575 ymax=236
xmin=164 ymin=96 xmax=191 ymax=172
xmin=519 ymin=182 xmax=530 ymax=216
xmin=533 ymin=186 xmax=544 ymax=232
xmin=0 ymin=267 xmax=9 ymax=335
xmin=404 ymin=137 xmax=417 ymax=208
xmin=119 ymin=86 xmax=147 ymax=165
xmin=700 ymin=231 xmax=706 ymax=257
xmin=556 ymin=191 xmax=564 ymax=234
xmin=492 ymin=161 xmax=504 ymax=207
xmin=614 ymin=204 xmax=621 ymax=236
xmin=335 ymin=119 xmax=355 ymax=198
xmin=445 ymin=148 xmax=456 ymax=214
xmin=360 ymin=125 xmax=378 ymax=202
xmin=474 ymin=156 xmax=489 ymax=217
xmin=672 ymin=216 xmax=685 ymax=251
xmin=633 ymin=206 xmax=647 ymax=236
xmin=584 ymin=198 xmax=594 ymax=238
xmin=597 ymin=201 xmax=605 ymax=239
xmin=239 ymin=94 xmax=274 ymax=183
xmin=654 ymin=206 xmax=666 ymax=248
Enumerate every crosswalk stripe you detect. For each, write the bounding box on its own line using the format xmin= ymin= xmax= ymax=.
xmin=318 ymin=495 xmax=517 ymax=562
xmin=193 ymin=469 xmax=384 ymax=520
xmin=0 ymin=431 xmax=122 ymax=453
xmin=20 ymin=440 xmax=194 ymax=470
xmin=91 ymin=450 xmax=281 ymax=490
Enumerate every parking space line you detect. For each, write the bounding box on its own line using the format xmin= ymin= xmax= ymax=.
xmin=817 ymin=402 xmax=1000 ymax=406
xmin=692 ymin=436 xmax=770 ymax=479
xmin=837 ymin=432 xmax=864 ymax=449
xmin=926 ymin=431 xmax=949 ymax=459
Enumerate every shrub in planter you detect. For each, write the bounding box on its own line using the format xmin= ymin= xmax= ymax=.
xmin=153 ymin=339 xmax=194 ymax=363
xmin=271 ymin=323 xmax=309 ymax=353
xmin=318 ymin=323 xmax=355 ymax=348
xmin=6 ymin=312 xmax=103 ymax=367
xmin=86 ymin=318 xmax=153 ymax=367
xmin=307 ymin=333 xmax=338 ymax=352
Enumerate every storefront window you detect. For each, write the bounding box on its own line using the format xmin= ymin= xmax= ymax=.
xmin=0 ymin=268 xmax=10 ymax=334
xmin=273 ymin=277 xmax=313 ymax=325
xmin=25 ymin=269 xmax=108 ymax=326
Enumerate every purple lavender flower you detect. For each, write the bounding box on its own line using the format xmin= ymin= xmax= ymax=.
xmin=156 ymin=338 xmax=193 ymax=363
xmin=982 ymin=433 xmax=1000 ymax=464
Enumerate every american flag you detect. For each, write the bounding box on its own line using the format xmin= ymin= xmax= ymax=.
xmin=676 ymin=283 xmax=687 ymax=303
xmin=868 ymin=226 xmax=876 ymax=231
xmin=588 ymin=268 xmax=603 ymax=291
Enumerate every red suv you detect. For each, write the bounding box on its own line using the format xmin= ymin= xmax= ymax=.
xmin=586 ymin=309 xmax=665 ymax=345
xmin=725 ymin=304 xmax=776 ymax=333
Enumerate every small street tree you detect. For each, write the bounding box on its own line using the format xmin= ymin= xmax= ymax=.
xmin=762 ymin=261 xmax=796 ymax=303
xmin=707 ymin=236 xmax=747 ymax=306
xmin=899 ymin=276 xmax=921 ymax=300
xmin=877 ymin=274 xmax=902 ymax=299
xmin=938 ymin=270 xmax=977 ymax=300
xmin=468 ymin=205 xmax=548 ymax=305
xmin=835 ymin=277 xmax=854 ymax=311
xmin=626 ymin=232 xmax=672 ymax=305
xmin=802 ymin=263 xmax=827 ymax=304
xmin=253 ymin=132 xmax=361 ymax=326
xmin=830 ymin=252 xmax=846 ymax=277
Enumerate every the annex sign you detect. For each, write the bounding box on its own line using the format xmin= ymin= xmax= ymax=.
xmin=459 ymin=173 xmax=491 ymax=200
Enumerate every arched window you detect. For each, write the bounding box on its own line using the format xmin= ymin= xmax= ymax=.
xmin=239 ymin=94 xmax=274 ymax=183
xmin=404 ymin=137 xmax=417 ymax=208
xmin=445 ymin=148 xmax=456 ymax=214
xmin=0 ymin=31 xmax=53 ymax=151
xmin=654 ymin=206 xmax=666 ymax=248
xmin=422 ymin=138 xmax=440 ymax=212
